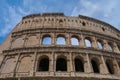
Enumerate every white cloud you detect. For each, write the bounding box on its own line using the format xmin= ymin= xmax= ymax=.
xmin=0 ymin=6 xmax=22 ymax=37
xmin=71 ymin=0 xmax=120 ymax=30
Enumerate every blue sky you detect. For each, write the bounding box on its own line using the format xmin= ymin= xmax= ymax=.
xmin=0 ymin=0 xmax=120 ymax=44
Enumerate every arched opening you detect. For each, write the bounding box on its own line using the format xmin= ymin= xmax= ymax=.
xmin=106 ymin=60 xmax=114 ymax=74
xmin=71 ymin=36 xmax=79 ymax=45
xmin=91 ymin=59 xmax=100 ymax=73
xmin=85 ymin=38 xmax=92 ymax=47
xmin=108 ymin=43 xmax=113 ymax=51
xmin=57 ymin=35 xmax=66 ymax=45
xmin=42 ymin=35 xmax=52 ymax=45
xmin=74 ymin=58 xmax=84 ymax=72
xmin=117 ymin=44 xmax=120 ymax=51
xmin=97 ymin=40 xmax=103 ymax=49
xmin=38 ymin=58 xmax=49 ymax=71
xmin=56 ymin=58 xmax=67 ymax=71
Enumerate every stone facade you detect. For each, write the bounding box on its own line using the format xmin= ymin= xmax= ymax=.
xmin=0 ymin=13 xmax=120 ymax=80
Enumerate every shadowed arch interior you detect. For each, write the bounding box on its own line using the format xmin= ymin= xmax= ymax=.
xmin=74 ymin=58 xmax=84 ymax=72
xmin=106 ymin=60 xmax=114 ymax=74
xmin=91 ymin=59 xmax=100 ymax=73
xmin=56 ymin=57 xmax=67 ymax=71
xmin=38 ymin=57 xmax=49 ymax=71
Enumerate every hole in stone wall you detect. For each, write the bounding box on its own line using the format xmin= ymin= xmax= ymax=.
xmin=71 ymin=36 xmax=79 ymax=45
xmin=82 ymin=22 xmax=86 ymax=26
xmin=56 ymin=58 xmax=67 ymax=71
xmin=42 ymin=36 xmax=52 ymax=45
xmin=75 ymin=58 xmax=84 ymax=72
xmin=102 ymin=27 xmax=105 ymax=31
xmin=38 ymin=58 xmax=49 ymax=71
xmin=106 ymin=60 xmax=114 ymax=74
xmin=91 ymin=59 xmax=100 ymax=73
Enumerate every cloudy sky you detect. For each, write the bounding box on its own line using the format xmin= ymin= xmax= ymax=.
xmin=0 ymin=0 xmax=120 ymax=44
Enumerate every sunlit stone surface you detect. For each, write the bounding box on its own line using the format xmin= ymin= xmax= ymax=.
xmin=0 ymin=13 xmax=120 ymax=80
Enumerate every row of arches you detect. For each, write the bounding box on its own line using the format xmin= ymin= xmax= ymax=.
xmin=11 ymin=34 xmax=120 ymax=53
xmin=38 ymin=56 xmax=115 ymax=74
xmin=1 ymin=54 xmax=119 ymax=76
xmin=42 ymin=35 xmax=115 ymax=51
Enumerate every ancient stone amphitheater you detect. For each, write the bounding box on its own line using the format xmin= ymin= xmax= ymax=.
xmin=0 ymin=13 xmax=120 ymax=80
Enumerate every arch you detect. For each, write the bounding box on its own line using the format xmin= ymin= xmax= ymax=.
xmin=74 ymin=57 xmax=84 ymax=72
xmin=38 ymin=56 xmax=49 ymax=71
xmin=26 ymin=35 xmax=39 ymax=47
xmin=71 ymin=36 xmax=79 ymax=46
xmin=1 ymin=58 xmax=16 ymax=73
xmin=91 ymin=58 xmax=100 ymax=73
xmin=56 ymin=35 xmax=66 ymax=45
xmin=17 ymin=56 xmax=32 ymax=73
xmin=56 ymin=57 xmax=67 ymax=71
xmin=42 ymin=35 xmax=52 ymax=45
xmin=11 ymin=37 xmax=24 ymax=48
xmin=85 ymin=37 xmax=92 ymax=47
xmin=106 ymin=59 xmax=114 ymax=74
xmin=97 ymin=40 xmax=103 ymax=49
xmin=108 ymin=42 xmax=113 ymax=51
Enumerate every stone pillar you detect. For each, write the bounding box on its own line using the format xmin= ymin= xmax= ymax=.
xmin=113 ymin=42 xmax=120 ymax=53
xmin=69 ymin=52 xmax=75 ymax=76
xmin=52 ymin=34 xmax=55 ymax=46
xmin=66 ymin=34 xmax=70 ymax=46
xmin=80 ymin=35 xmax=85 ymax=48
xmin=13 ymin=53 xmax=21 ymax=77
xmin=101 ymin=56 xmax=109 ymax=74
xmin=32 ymin=51 xmax=37 ymax=76
xmin=92 ymin=37 xmax=98 ymax=49
xmin=49 ymin=52 xmax=54 ymax=76
xmin=113 ymin=59 xmax=120 ymax=75
xmin=39 ymin=34 xmax=43 ymax=46
xmin=103 ymin=40 xmax=109 ymax=51
xmin=84 ymin=54 xmax=92 ymax=73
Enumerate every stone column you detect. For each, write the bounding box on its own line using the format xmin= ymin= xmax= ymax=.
xmin=66 ymin=34 xmax=70 ymax=46
xmin=49 ymin=52 xmax=54 ymax=76
xmin=32 ymin=51 xmax=37 ymax=76
xmin=113 ymin=59 xmax=120 ymax=75
xmin=103 ymin=40 xmax=109 ymax=51
xmin=92 ymin=37 xmax=98 ymax=49
xmin=80 ymin=35 xmax=85 ymax=48
xmin=69 ymin=52 xmax=75 ymax=76
xmin=113 ymin=42 xmax=120 ymax=53
xmin=39 ymin=34 xmax=42 ymax=46
xmin=13 ymin=53 xmax=21 ymax=77
xmin=84 ymin=53 xmax=92 ymax=73
xmin=100 ymin=56 xmax=109 ymax=74
xmin=51 ymin=34 xmax=54 ymax=46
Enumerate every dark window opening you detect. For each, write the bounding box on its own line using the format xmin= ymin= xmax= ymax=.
xmin=59 ymin=19 xmax=63 ymax=23
xmin=102 ymin=27 xmax=105 ymax=31
xmin=82 ymin=22 xmax=86 ymax=26
xmin=106 ymin=60 xmax=114 ymax=74
xmin=56 ymin=58 xmax=67 ymax=71
xmin=91 ymin=59 xmax=100 ymax=73
xmin=75 ymin=58 xmax=84 ymax=72
xmin=38 ymin=58 xmax=49 ymax=71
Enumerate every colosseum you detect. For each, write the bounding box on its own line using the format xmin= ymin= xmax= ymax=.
xmin=0 ymin=13 xmax=120 ymax=80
